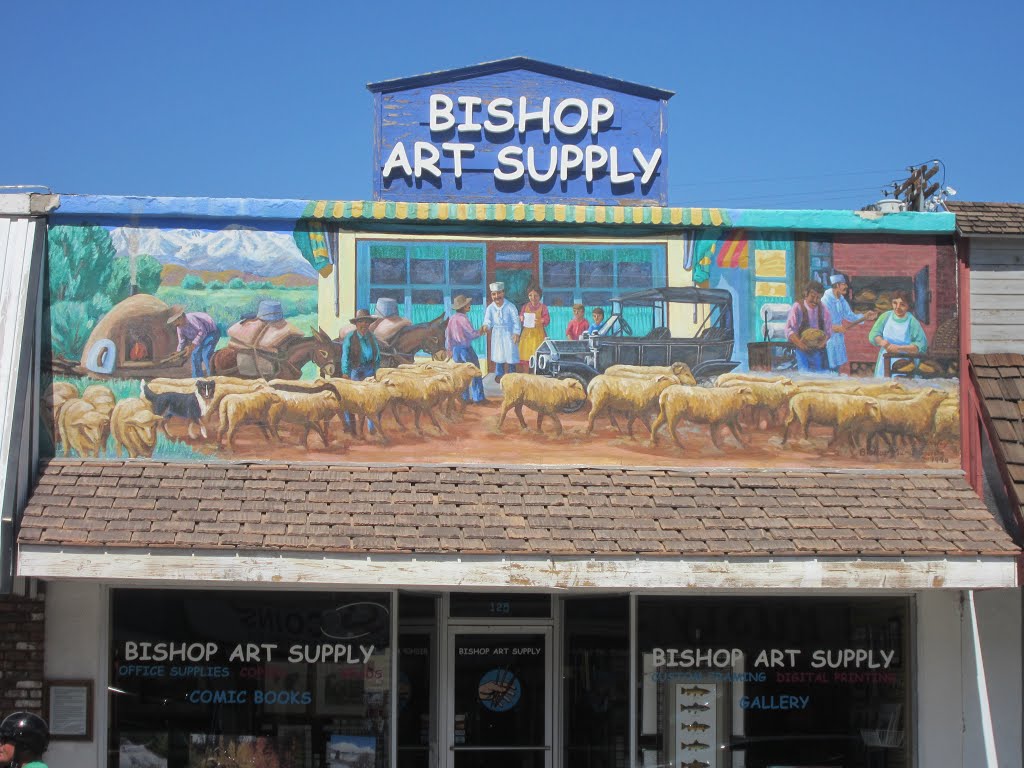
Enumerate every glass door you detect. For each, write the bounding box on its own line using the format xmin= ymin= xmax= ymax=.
xmin=446 ymin=627 xmax=551 ymax=768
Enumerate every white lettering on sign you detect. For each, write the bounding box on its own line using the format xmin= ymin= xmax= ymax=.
xmin=381 ymin=93 xmax=662 ymax=188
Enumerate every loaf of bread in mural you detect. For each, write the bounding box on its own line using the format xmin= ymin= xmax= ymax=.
xmin=217 ymin=390 xmax=283 ymax=448
xmin=267 ymin=389 xmax=344 ymax=448
xmin=605 ymin=363 xmax=697 ymax=385
xmin=585 ymin=373 xmax=679 ymax=437
xmin=57 ymin=397 xmax=111 ymax=458
xmin=110 ymin=397 xmax=163 ymax=458
xmin=42 ymin=381 xmax=80 ymax=444
xmin=782 ymin=392 xmax=883 ymax=451
xmin=650 ymin=385 xmax=757 ymax=450
xmin=498 ymin=374 xmax=587 ymax=437
xmin=322 ymin=378 xmax=395 ymax=441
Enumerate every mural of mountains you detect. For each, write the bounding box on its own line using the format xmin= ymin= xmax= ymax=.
xmin=159 ymin=264 xmax=316 ymax=288
xmin=109 ymin=224 xmax=318 ymax=278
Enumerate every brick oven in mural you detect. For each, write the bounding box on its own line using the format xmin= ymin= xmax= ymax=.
xmin=40 ymin=60 xmax=960 ymax=470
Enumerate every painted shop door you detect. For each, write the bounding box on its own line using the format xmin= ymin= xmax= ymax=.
xmin=446 ymin=626 xmax=552 ymax=768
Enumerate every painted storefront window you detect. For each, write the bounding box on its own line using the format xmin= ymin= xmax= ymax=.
xmin=42 ymin=219 xmax=960 ymax=470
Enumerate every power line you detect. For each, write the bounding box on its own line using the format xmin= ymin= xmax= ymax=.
xmin=668 ymin=167 xmax=904 ymax=189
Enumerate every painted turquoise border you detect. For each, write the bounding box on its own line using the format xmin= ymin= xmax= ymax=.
xmin=51 ymin=194 xmax=956 ymax=234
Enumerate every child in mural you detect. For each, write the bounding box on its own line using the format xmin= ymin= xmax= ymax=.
xmin=784 ymin=281 xmax=833 ymax=373
xmin=566 ymin=303 xmax=589 ymax=340
xmin=480 ymin=282 xmax=521 ymax=383
xmin=445 ymin=295 xmax=486 ymax=403
xmin=517 ymin=285 xmax=550 ymax=372
xmin=821 ymin=274 xmax=878 ymax=375
xmin=588 ymin=307 xmax=607 ymax=336
xmin=168 ymin=305 xmax=220 ymax=377
xmin=869 ymin=290 xmax=928 ymax=377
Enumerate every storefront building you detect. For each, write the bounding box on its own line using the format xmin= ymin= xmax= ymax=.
xmin=2 ymin=60 xmax=1021 ymax=768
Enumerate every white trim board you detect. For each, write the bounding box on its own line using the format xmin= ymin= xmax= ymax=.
xmin=17 ymin=549 xmax=1018 ymax=590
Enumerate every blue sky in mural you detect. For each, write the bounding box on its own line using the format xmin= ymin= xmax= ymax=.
xmin=4 ymin=0 xmax=1021 ymax=208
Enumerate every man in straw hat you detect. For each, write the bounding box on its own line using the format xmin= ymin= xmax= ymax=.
xmin=340 ymin=309 xmax=382 ymax=433
xmin=168 ymin=304 xmax=220 ymax=377
xmin=445 ymin=295 xmax=485 ymax=403
xmin=480 ymin=282 xmax=521 ymax=383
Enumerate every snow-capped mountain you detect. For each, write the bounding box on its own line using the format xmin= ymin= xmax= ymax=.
xmin=109 ymin=224 xmax=317 ymax=278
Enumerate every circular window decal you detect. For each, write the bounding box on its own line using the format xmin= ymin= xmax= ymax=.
xmin=477 ymin=668 xmax=521 ymax=712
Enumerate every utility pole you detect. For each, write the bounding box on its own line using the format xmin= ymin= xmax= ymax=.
xmin=892 ymin=162 xmax=941 ymax=212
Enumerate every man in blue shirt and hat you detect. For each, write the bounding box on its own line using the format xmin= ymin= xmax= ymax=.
xmin=340 ymin=309 xmax=382 ymax=432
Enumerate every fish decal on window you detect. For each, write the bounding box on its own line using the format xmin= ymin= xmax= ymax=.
xmin=679 ymin=702 xmax=710 ymax=712
xmin=680 ymin=685 xmax=711 ymax=696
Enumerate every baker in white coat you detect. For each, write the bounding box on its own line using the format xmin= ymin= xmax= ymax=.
xmin=821 ymin=274 xmax=876 ymax=375
xmin=481 ymin=282 xmax=521 ymax=382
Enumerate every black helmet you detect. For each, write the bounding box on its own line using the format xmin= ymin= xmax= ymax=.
xmin=0 ymin=711 xmax=49 ymax=756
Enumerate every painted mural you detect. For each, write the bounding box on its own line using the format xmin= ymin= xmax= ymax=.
xmin=41 ymin=215 xmax=960 ymax=470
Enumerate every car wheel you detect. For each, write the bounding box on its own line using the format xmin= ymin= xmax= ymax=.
xmin=556 ymin=371 xmax=590 ymax=413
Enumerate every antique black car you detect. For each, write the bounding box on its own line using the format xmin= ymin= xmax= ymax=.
xmin=532 ymin=287 xmax=741 ymax=390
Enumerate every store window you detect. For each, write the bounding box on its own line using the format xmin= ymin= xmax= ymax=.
xmin=637 ymin=597 xmax=909 ymax=768
xmin=359 ymin=240 xmax=488 ymax=358
xmin=539 ymin=245 xmax=665 ymax=339
xmin=110 ymin=590 xmax=391 ymax=768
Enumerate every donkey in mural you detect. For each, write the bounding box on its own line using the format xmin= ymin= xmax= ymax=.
xmin=209 ymin=335 xmax=324 ymax=380
xmin=312 ymin=313 xmax=449 ymax=376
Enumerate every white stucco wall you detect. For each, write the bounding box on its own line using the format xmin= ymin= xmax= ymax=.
xmin=917 ymin=588 xmax=1022 ymax=767
xmin=44 ymin=580 xmax=108 ymax=768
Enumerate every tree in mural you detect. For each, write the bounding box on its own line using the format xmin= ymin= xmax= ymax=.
xmin=105 ymin=253 xmax=163 ymax=302
xmin=46 ymin=225 xmax=165 ymax=359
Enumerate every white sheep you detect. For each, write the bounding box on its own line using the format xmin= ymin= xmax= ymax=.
xmin=606 ymin=363 xmax=697 ymax=385
xmin=498 ymin=374 xmax=587 ymax=436
xmin=715 ymin=372 xmax=792 ymax=387
xmin=585 ymin=374 xmax=678 ymax=437
xmin=217 ymin=390 xmax=282 ymax=449
xmin=110 ymin=398 xmax=164 ymax=458
xmin=42 ymin=382 xmax=79 ymax=445
xmin=323 ymin=377 xmax=396 ymax=441
xmin=650 ymin=385 xmax=757 ymax=449
xmin=865 ymin=388 xmax=949 ymax=457
xmin=57 ymin=398 xmax=110 ymax=458
xmin=375 ymin=371 xmax=458 ymax=435
xmin=782 ymin=392 xmax=882 ymax=451
xmin=718 ymin=378 xmax=799 ymax=426
xmin=267 ymin=390 xmax=343 ymax=448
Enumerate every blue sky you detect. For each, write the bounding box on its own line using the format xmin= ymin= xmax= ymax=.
xmin=4 ymin=0 xmax=1021 ymax=209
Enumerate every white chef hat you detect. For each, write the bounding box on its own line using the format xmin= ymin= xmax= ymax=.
xmin=489 ymin=282 xmax=505 ymax=292
xmin=829 ymin=274 xmax=847 ymax=285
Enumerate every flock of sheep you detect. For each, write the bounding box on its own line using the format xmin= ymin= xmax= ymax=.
xmin=495 ymin=364 xmax=959 ymax=460
xmin=43 ymin=360 xmax=959 ymax=462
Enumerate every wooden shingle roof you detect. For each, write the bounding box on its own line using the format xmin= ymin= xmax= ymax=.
xmin=946 ymin=201 xmax=1024 ymax=236
xmin=970 ymin=353 xmax=1024 ymax=524
xmin=18 ymin=460 xmax=1018 ymax=558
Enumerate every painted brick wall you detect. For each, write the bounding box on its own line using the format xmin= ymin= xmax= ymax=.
xmin=0 ymin=589 xmax=46 ymax=715
xmin=832 ymin=235 xmax=956 ymax=366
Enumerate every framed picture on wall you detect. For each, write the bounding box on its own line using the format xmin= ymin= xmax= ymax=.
xmin=316 ymin=664 xmax=366 ymax=716
xmin=262 ymin=663 xmax=310 ymax=714
xmin=45 ymin=679 xmax=93 ymax=740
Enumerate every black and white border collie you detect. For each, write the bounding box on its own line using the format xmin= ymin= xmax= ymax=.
xmin=141 ymin=379 xmax=216 ymax=439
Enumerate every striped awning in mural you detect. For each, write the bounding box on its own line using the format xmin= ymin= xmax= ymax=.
xmin=302 ymin=200 xmax=731 ymax=228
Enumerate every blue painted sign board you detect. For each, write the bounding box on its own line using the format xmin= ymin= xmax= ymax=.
xmin=368 ymin=58 xmax=672 ymax=206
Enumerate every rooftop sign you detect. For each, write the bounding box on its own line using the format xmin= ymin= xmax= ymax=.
xmin=367 ymin=58 xmax=673 ymax=206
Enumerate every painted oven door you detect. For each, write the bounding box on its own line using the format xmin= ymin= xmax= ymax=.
xmin=447 ymin=628 xmax=551 ymax=768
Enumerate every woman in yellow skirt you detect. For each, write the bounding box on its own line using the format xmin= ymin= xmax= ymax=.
xmin=518 ymin=285 xmax=550 ymax=372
